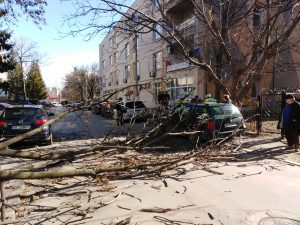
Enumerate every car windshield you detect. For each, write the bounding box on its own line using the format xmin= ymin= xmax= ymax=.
xmin=211 ymin=105 xmax=241 ymax=117
xmin=2 ymin=108 xmax=44 ymax=119
xmin=126 ymin=101 xmax=145 ymax=109
xmin=193 ymin=105 xmax=209 ymax=115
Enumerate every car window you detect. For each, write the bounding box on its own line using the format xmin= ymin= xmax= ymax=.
xmin=211 ymin=105 xmax=241 ymax=117
xmin=125 ymin=101 xmax=145 ymax=109
xmin=2 ymin=108 xmax=44 ymax=119
xmin=194 ymin=107 xmax=208 ymax=115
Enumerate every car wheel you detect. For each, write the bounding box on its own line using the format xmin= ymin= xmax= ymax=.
xmin=45 ymin=134 xmax=53 ymax=145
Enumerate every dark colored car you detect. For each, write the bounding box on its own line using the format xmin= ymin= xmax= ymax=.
xmin=177 ymin=103 xmax=245 ymax=142
xmin=123 ymin=101 xmax=148 ymax=121
xmin=0 ymin=105 xmax=54 ymax=145
xmin=0 ymin=103 xmax=11 ymax=115
xmin=101 ymin=102 xmax=115 ymax=119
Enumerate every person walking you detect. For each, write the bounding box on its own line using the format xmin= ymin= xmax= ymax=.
xmin=281 ymin=94 xmax=300 ymax=150
xmin=295 ymin=90 xmax=300 ymax=147
xmin=115 ymin=97 xmax=126 ymax=126
xmin=223 ymin=94 xmax=232 ymax=104
xmin=295 ymin=89 xmax=300 ymax=102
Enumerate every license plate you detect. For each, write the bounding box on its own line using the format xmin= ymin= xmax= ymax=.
xmin=11 ymin=125 xmax=31 ymax=130
xmin=225 ymin=123 xmax=237 ymax=128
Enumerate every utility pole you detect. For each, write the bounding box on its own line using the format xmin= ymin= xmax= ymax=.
xmin=133 ymin=12 xmax=139 ymax=99
xmin=135 ymin=32 xmax=139 ymax=98
xmin=20 ymin=59 xmax=27 ymax=101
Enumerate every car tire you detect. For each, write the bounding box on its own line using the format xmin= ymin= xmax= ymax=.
xmin=45 ymin=134 xmax=53 ymax=145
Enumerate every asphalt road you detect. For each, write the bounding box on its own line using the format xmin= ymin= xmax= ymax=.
xmin=50 ymin=106 xmax=144 ymax=141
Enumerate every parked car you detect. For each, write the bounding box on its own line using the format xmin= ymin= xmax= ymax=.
xmin=175 ymin=103 xmax=245 ymax=142
xmin=51 ymin=101 xmax=61 ymax=107
xmin=113 ymin=100 xmax=148 ymax=121
xmin=0 ymin=105 xmax=54 ymax=145
xmin=92 ymin=103 xmax=104 ymax=115
xmin=101 ymin=102 xmax=115 ymax=119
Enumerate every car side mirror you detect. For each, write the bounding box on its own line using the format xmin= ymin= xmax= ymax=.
xmin=48 ymin=112 xmax=55 ymax=117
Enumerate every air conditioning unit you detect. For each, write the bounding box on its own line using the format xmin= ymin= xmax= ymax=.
xmin=149 ymin=71 xmax=156 ymax=77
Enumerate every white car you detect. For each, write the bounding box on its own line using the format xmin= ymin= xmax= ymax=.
xmin=113 ymin=100 xmax=148 ymax=121
xmin=51 ymin=102 xmax=61 ymax=107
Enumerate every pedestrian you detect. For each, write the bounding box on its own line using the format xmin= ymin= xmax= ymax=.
xmin=295 ymin=89 xmax=300 ymax=102
xmin=280 ymin=94 xmax=300 ymax=150
xmin=295 ymin=90 xmax=300 ymax=145
xmin=223 ymin=94 xmax=232 ymax=104
xmin=115 ymin=97 xmax=126 ymax=126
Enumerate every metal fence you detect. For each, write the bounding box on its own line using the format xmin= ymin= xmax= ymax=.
xmin=240 ymin=90 xmax=293 ymax=134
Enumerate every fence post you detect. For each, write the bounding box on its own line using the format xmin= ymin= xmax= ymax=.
xmin=256 ymin=95 xmax=262 ymax=135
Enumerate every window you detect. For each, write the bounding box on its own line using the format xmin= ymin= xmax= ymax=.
xmin=3 ymin=108 xmax=44 ymax=119
xmin=102 ymin=60 xmax=106 ymax=69
xmin=109 ymin=55 xmax=113 ymax=65
xmin=115 ymin=33 xmax=119 ymax=44
xmin=134 ymin=61 xmax=140 ymax=80
xmin=115 ymin=70 xmax=119 ymax=85
xmin=108 ymin=73 xmax=112 ymax=86
xmin=125 ymin=43 xmax=130 ymax=57
xmin=109 ymin=38 xmax=113 ymax=48
xmin=113 ymin=52 xmax=117 ymax=63
xmin=116 ymin=52 xmax=119 ymax=63
xmin=153 ymin=24 xmax=162 ymax=40
xmin=253 ymin=7 xmax=261 ymax=26
xmin=113 ymin=35 xmax=117 ymax=45
xmin=124 ymin=65 xmax=130 ymax=83
xmin=154 ymin=51 xmax=162 ymax=71
xmin=152 ymin=0 xmax=159 ymax=8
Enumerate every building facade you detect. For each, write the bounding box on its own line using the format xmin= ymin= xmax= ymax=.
xmin=99 ymin=0 xmax=206 ymax=108
xmin=99 ymin=0 xmax=300 ymax=107
xmin=47 ymin=87 xmax=61 ymax=102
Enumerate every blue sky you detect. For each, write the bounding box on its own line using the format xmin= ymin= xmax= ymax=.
xmin=12 ymin=1 xmax=104 ymax=88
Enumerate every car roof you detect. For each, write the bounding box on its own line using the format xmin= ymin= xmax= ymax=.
xmin=195 ymin=103 xmax=228 ymax=106
xmin=8 ymin=105 xmax=43 ymax=109
xmin=0 ymin=103 xmax=11 ymax=107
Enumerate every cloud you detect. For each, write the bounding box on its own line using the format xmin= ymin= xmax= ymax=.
xmin=41 ymin=49 xmax=99 ymax=88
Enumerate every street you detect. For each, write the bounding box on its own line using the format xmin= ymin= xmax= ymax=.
xmin=50 ymin=106 xmax=143 ymax=141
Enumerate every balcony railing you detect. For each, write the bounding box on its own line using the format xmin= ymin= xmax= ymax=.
xmin=167 ymin=62 xmax=191 ymax=72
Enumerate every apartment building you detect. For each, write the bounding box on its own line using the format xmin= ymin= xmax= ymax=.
xmin=99 ymin=0 xmax=205 ymax=108
xmin=99 ymin=0 xmax=300 ymax=107
xmin=47 ymin=87 xmax=61 ymax=101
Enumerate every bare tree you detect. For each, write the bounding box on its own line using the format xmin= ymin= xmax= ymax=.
xmin=62 ymin=64 xmax=100 ymax=101
xmin=62 ymin=67 xmax=88 ymax=101
xmin=0 ymin=0 xmax=47 ymax=27
xmin=13 ymin=37 xmax=44 ymax=99
xmin=62 ymin=0 xmax=300 ymax=101
xmin=87 ymin=64 xmax=100 ymax=99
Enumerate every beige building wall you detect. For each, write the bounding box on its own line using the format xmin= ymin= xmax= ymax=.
xmin=99 ymin=0 xmax=205 ymax=108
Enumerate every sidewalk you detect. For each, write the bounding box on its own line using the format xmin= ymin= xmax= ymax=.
xmin=1 ymin=136 xmax=300 ymax=224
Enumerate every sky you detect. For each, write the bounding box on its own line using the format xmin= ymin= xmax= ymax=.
xmin=11 ymin=1 xmax=103 ymax=89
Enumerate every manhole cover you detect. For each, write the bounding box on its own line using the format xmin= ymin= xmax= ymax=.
xmin=259 ymin=217 xmax=300 ymax=225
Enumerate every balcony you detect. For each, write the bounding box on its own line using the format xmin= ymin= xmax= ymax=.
xmin=167 ymin=62 xmax=191 ymax=72
xmin=166 ymin=0 xmax=194 ymax=25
